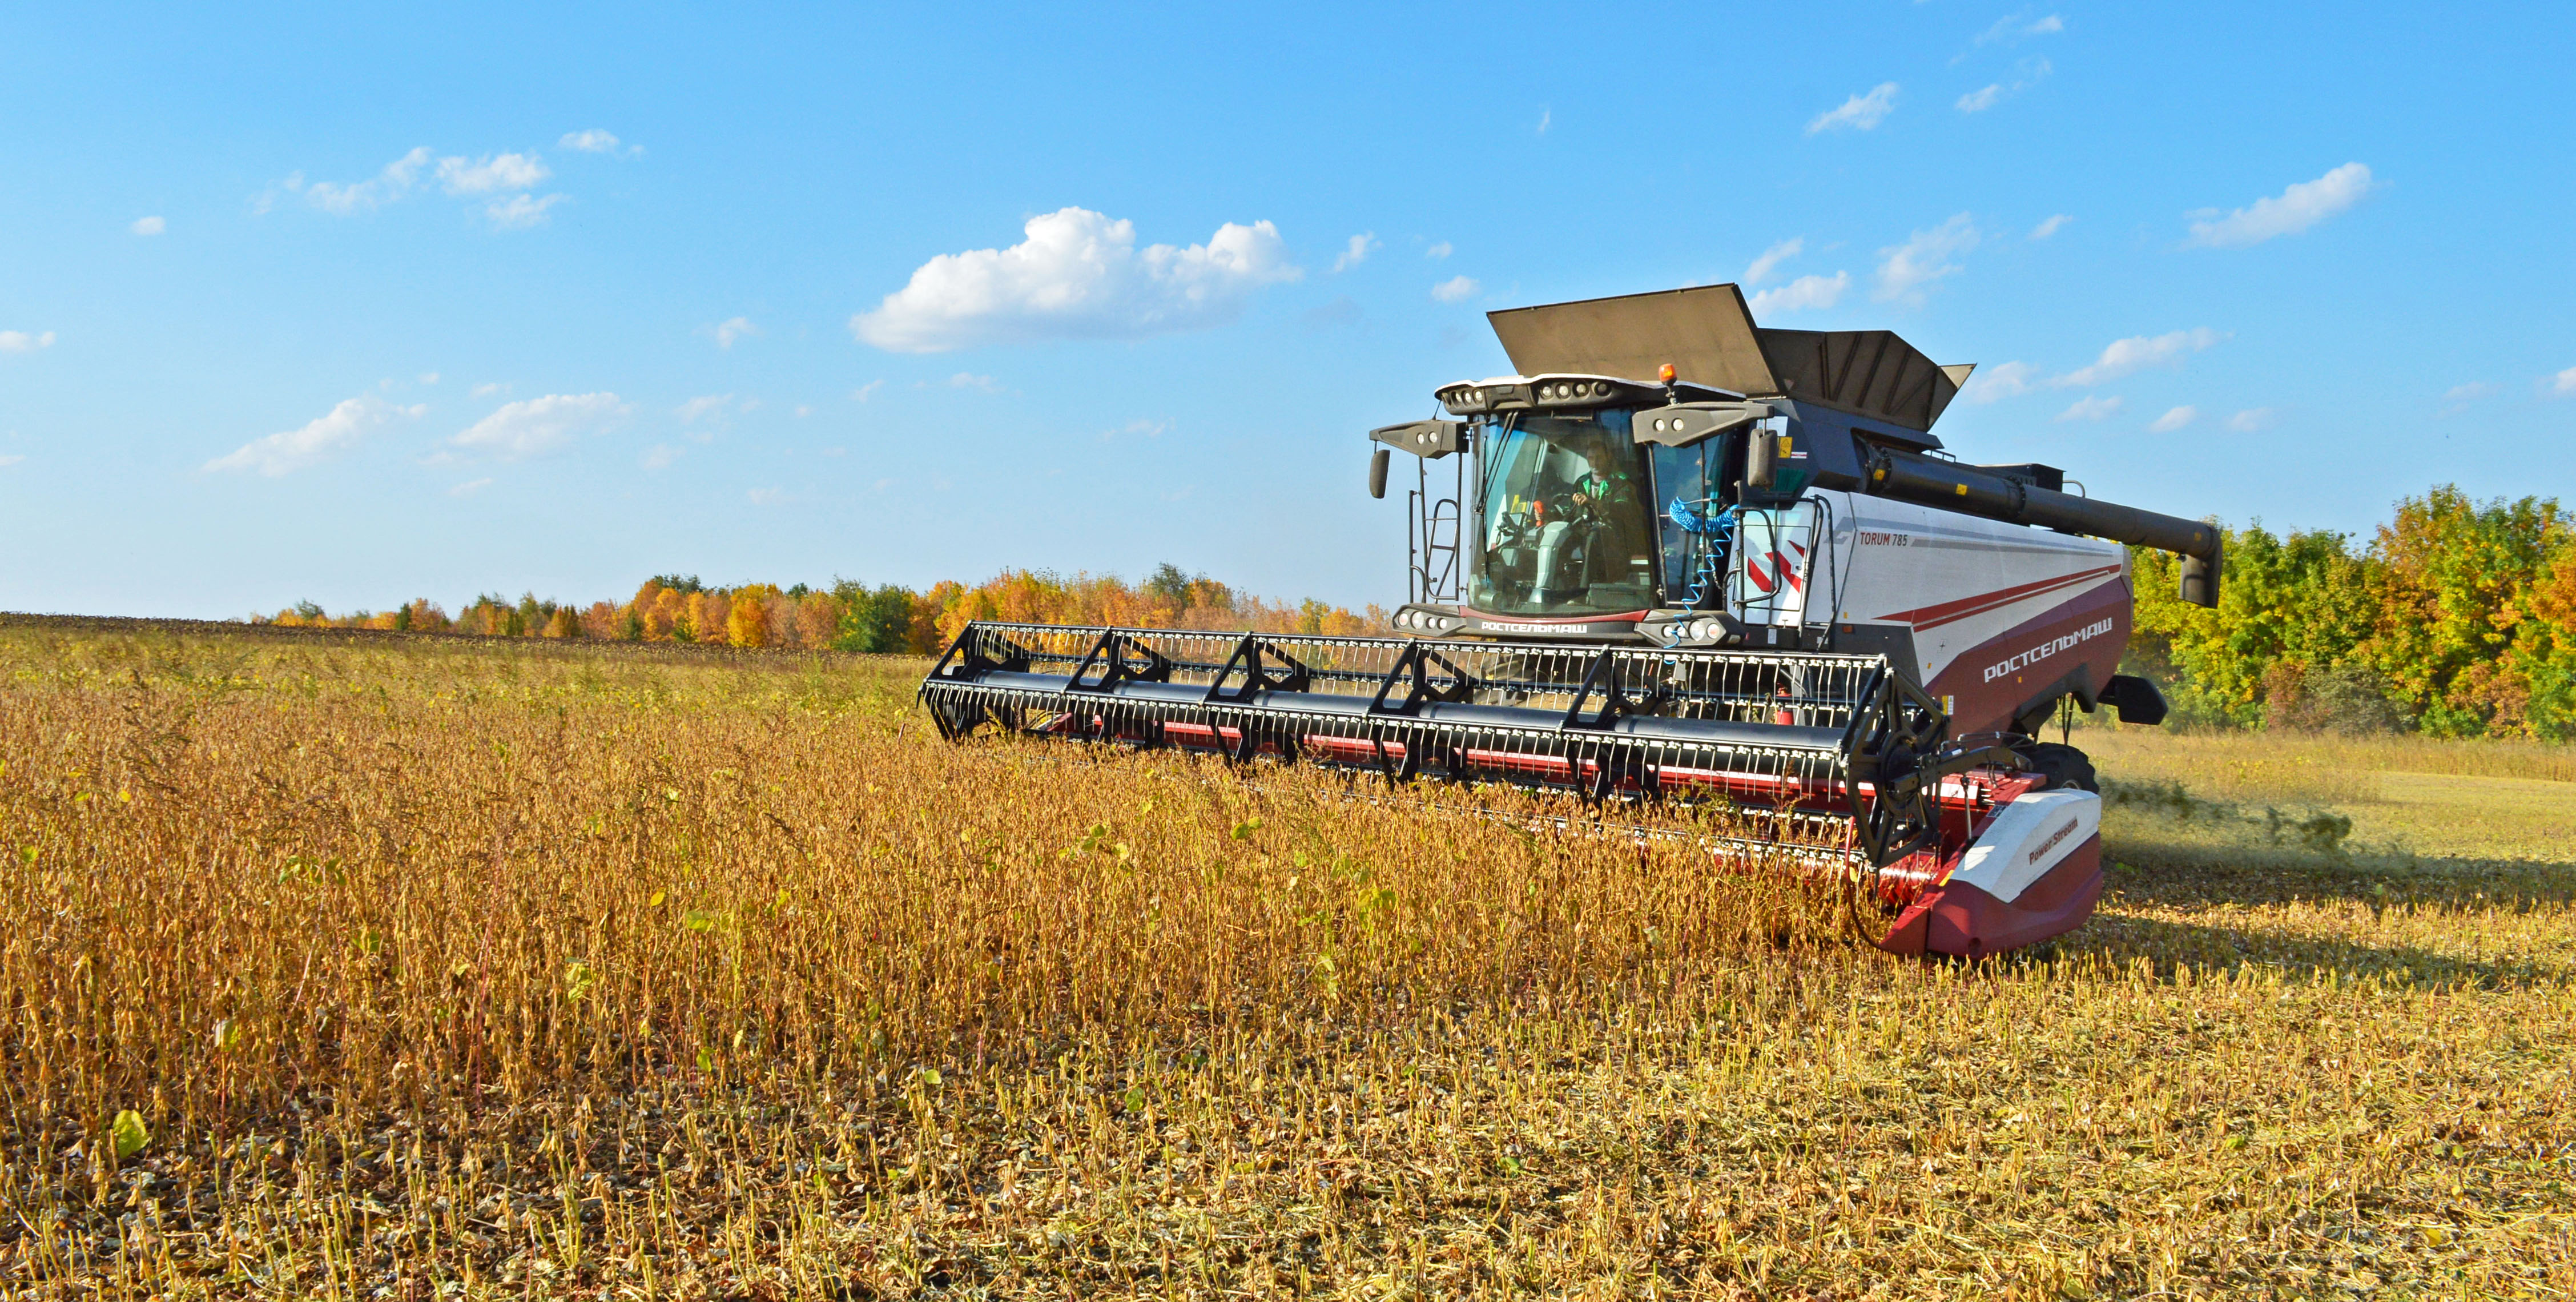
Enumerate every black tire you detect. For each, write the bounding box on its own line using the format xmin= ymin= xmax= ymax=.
xmin=2019 ymin=742 xmax=2099 ymax=793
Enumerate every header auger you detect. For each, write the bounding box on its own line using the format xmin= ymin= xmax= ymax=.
xmin=923 ymin=284 xmax=2220 ymax=958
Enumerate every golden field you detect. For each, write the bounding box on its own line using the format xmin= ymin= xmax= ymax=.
xmin=0 ymin=617 xmax=2570 ymax=1299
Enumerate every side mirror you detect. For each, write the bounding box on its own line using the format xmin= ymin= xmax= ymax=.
xmin=1745 ymin=420 xmax=1778 ymax=489
xmin=1368 ymin=448 xmax=1391 ymax=500
xmin=1740 ymin=417 xmax=1811 ymax=504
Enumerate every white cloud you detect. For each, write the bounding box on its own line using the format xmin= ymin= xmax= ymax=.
xmin=1431 ymin=275 xmax=1480 ymax=303
xmin=2438 ymin=381 xmax=2499 ymax=416
xmin=419 ymin=372 xmax=440 ymax=385
xmin=131 ymin=215 xmax=166 ymax=236
xmin=2052 ymin=328 xmax=2223 ymax=387
xmin=1744 ymin=238 xmax=1803 ymax=286
xmin=2055 ymin=395 xmax=2124 ymax=422
xmin=559 ymin=130 xmax=637 ymax=156
xmin=675 ymin=393 xmax=734 ymax=423
xmin=257 ymin=173 xmax=301 ymax=213
xmin=642 ymin=444 xmax=680 ymax=470
xmin=2186 ymin=163 xmax=2377 ymax=248
xmin=290 ymin=148 xmax=567 ymax=224
xmin=1962 ymin=360 xmax=2036 ymax=404
xmin=0 ymin=330 xmax=57 ymax=352
xmin=483 ymin=193 xmax=566 ymax=228
xmin=747 ymin=487 xmax=786 ymax=506
xmin=470 ymin=381 xmax=507 ymax=398
xmin=1331 ymin=232 xmax=1379 ymax=273
xmin=204 ymin=395 xmax=422 ymax=476
xmin=1873 ymin=214 xmax=1978 ymax=302
xmin=2148 ymin=405 xmax=2198 ymax=433
xmin=2028 ymin=214 xmax=2072 ymax=240
xmin=2227 ymin=408 xmax=2277 ymax=432
xmin=303 ymin=147 xmax=432 ymax=214
xmin=437 ymin=152 xmax=549 ymax=195
xmin=1536 ymin=109 xmax=1551 ymax=134
xmin=1957 ymin=57 xmax=2050 ymax=113
xmin=851 ymin=207 xmax=1301 ymax=352
xmin=2551 ymin=368 xmax=2576 ymax=396
xmin=1809 ymin=82 xmax=1899 ymax=134
xmin=710 ymin=316 xmax=759 ymax=348
xmin=1976 ymin=12 xmax=2064 ymax=45
xmin=0 ymin=455 xmax=22 ymax=468
xmin=1426 ymin=242 xmax=1453 ymax=260
xmin=948 ymin=372 xmax=1000 ymax=392
xmin=851 ymin=380 xmax=884 ymax=403
xmin=1749 ymin=272 xmax=1850 ymax=315
xmin=449 ymin=477 xmax=493 ymax=496
xmin=793 ymin=404 xmax=812 ymax=417
xmin=450 ymin=392 xmax=629 ymax=459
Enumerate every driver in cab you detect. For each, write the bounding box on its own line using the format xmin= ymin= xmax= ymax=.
xmin=1562 ymin=437 xmax=1654 ymax=573
xmin=1567 ymin=440 xmax=1638 ymax=519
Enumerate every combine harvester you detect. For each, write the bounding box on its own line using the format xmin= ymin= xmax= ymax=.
xmin=921 ymin=285 xmax=2219 ymax=957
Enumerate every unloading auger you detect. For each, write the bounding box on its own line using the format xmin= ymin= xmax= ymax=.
xmin=921 ymin=285 xmax=2224 ymax=958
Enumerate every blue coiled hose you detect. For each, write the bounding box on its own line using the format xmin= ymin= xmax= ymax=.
xmin=1667 ymin=498 xmax=1737 ymax=608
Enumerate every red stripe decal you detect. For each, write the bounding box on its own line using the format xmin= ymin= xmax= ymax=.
xmin=1875 ymin=564 xmax=2122 ymax=632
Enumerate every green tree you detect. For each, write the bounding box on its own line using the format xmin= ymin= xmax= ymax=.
xmin=828 ymin=579 xmax=921 ymax=653
xmin=2130 ymin=523 xmax=2376 ymax=726
xmin=1144 ymin=562 xmax=1199 ymax=607
xmin=2361 ymin=487 xmax=2567 ymax=736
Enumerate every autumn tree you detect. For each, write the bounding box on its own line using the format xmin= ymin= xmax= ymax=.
xmin=727 ymin=584 xmax=779 ymax=648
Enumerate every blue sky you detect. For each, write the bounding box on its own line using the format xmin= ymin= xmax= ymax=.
xmin=4 ymin=3 xmax=2572 ymax=618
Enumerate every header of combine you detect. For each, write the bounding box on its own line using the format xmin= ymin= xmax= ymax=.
xmin=925 ymin=282 xmax=2223 ymax=959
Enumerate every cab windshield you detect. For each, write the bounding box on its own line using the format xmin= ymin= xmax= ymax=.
xmin=1468 ymin=411 xmax=1660 ymax=617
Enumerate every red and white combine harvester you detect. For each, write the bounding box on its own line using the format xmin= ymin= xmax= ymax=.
xmin=923 ymin=286 xmax=2220 ymax=957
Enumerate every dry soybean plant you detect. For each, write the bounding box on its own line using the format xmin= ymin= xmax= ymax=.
xmin=0 ymin=622 xmax=2570 ymax=1299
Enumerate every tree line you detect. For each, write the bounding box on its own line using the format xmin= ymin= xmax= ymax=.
xmin=261 ymin=565 xmax=1386 ymax=657
xmin=2128 ymin=485 xmax=2572 ymax=740
xmin=260 ymin=485 xmax=2576 ymax=741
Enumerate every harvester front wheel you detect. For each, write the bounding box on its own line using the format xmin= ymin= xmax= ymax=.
xmin=2018 ymin=742 xmax=2098 ymax=793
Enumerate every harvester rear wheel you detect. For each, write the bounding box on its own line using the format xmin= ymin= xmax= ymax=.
xmin=2018 ymin=742 xmax=2098 ymax=793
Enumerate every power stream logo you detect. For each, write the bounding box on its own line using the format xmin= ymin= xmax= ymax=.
xmin=2026 ymin=815 xmax=2080 ymax=867
xmin=1982 ymin=617 xmax=2115 ymax=684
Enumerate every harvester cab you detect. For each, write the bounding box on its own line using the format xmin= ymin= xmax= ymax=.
xmin=923 ymin=284 xmax=2224 ymax=959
